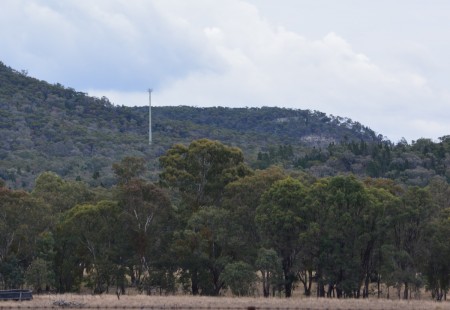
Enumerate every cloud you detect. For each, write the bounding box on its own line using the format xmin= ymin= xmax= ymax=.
xmin=148 ymin=4 xmax=447 ymax=141
xmin=86 ymin=89 xmax=148 ymax=107
xmin=1 ymin=0 xmax=450 ymax=142
xmin=0 ymin=0 xmax=220 ymax=90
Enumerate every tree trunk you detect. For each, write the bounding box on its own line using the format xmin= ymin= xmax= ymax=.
xmin=315 ymin=270 xmax=325 ymax=298
xmin=262 ymin=271 xmax=270 ymax=298
xmin=327 ymin=283 xmax=334 ymax=298
xmin=363 ymin=274 xmax=370 ymax=298
xmin=306 ymin=270 xmax=313 ymax=296
xmin=336 ymin=286 xmax=342 ymax=299
xmin=377 ymin=274 xmax=381 ymax=299
xmin=191 ymin=271 xmax=199 ymax=295
xmin=211 ymin=267 xmax=223 ymax=296
xmin=317 ymin=281 xmax=325 ymax=298
xmin=282 ymin=258 xmax=294 ymax=298
xmin=284 ymin=277 xmax=292 ymax=298
xmin=403 ymin=282 xmax=409 ymax=300
xmin=299 ymin=269 xmax=313 ymax=296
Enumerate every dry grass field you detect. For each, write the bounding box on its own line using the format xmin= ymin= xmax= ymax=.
xmin=0 ymin=294 xmax=448 ymax=310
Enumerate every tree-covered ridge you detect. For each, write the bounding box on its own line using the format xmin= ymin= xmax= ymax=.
xmin=0 ymin=61 xmax=151 ymax=189
xmin=155 ymin=105 xmax=381 ymax=144
xmin=1 ymin=60 xmax=383 ymax=189
xmin=0 ymin=140 xmax=448 ymax=301
xmin=263 ymin=136 xmax=450 ymax=187
xmin=2 ymin=60 xmax=450 ymax=188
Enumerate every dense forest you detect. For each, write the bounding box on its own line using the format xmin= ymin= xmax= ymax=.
xmin=1 ymin=140 xmax=449 ymax=300
xmin=0 ymin=61 xmax=449 ymax=300
xmin=2 ymin=58 xmax=450 ymax=192
xmin=1 ymin=61 xmax=383 ymax=189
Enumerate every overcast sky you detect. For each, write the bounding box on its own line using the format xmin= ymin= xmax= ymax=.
xmin=1 ymin=0 xmax=450 ymax=142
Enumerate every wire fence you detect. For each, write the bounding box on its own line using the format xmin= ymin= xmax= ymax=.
xmin=0 ymin=306 xmax=425 ymax=310
xmin=1 ymin=296 xmax=446 ymax=310
xmin=0 ymin=306 xmax=390 ymax=310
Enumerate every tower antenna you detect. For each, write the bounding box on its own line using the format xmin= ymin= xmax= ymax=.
xmin=148 ymin=88 xmax=152 ymax=145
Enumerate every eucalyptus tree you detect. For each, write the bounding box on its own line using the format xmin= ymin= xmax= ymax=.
xmin=222 ymin=166 xmax=286 ymax=264
xmin=256 ymin=177 xmax=307 ymax=297
xmin=421 ymin=177 xmax=450 ymax=300
xmin=255 ymin=247 xmax=283 ymax=297
xmin=56 ymin=201 xmax=124 ymax=293
xmin=0 ymin=184 xmax=51 ymax=289
xmin=159 ymin=138 xmax=250 ymax=211
xmin=361 ymin=181 xmax=399 ymax=298
xmin=383 ymin=186 xmax=434 ymax=299
xmin=187 ymin=207 xmax=236 ymax=295
xmin=113 ymin=157 xmax=175 ymax=292
xmin=303 ymin=177 xmax=330 ymax=297
xmin=159 ymin=139 xmax=250 ymax=295
xmin=420 ymin=208 xmax=450 ymax=300
xmin=222 ymin=261 xmax=258 ymax=296
xmin=32 ymin=172 xmax=93 ymax=215
xmin=318 ymin=175 xmax=372 ymax=298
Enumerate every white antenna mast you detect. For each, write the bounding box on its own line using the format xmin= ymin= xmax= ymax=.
xmin=148 ymin=88 xmax=152 ymax=145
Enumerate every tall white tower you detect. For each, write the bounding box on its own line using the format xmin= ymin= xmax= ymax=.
xmin=148 ymin=88 xmax=152 ymax=145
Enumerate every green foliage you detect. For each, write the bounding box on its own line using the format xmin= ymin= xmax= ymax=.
xmin=33 ymin=172 xmax=93 ymax=214
xmin=0 ymin=187 xmax=25 ymax=263
xmin=25 ymin=258 xmax=54 ymax=293
xmin=112 ymin=157 xmax=146 ymax=185
xmin=255 ymin=248 xmax=283 ymax=297
xmin=174 ymin=206 xmax=240 ymax=296
xmin=57 ymin=201 xmax=124 ymax=293
xmin=421 ymin=208 xmax=450 ymax=299
xmin=0 ymin=148 xmax=448 ymax=298
xmin=0 ymin=256 xmax=23 ymax=289
xmin=383 ymin=186 xmax=435 ymax=299
xmin=0 ymin=60 xmax=449 ymax=298
xmin=222 ymin=261 xmax=257 ymax=296
xmin=144 ymin=267 xmax=177 ymax=295
xmin=117 ymin=178 xmax=175 ymax=292
xmin=159 ymin=139 xmax=256 ymax=296
xmin=222 ymin=166 xmax=286 ymax=263
xmin=3 ymin=56 xmax=450 ymax=189
xmin=111 ymin=157 xmax=176 ymax=294
xmin=160 ymin=139 xmax=250 ymax=209
xmin=0 ymin=185 xmax=52 ymax=290
xmin=0 ymin=61 xmax=387 ymax=190
xmin=255 ymin=144 xmax=294 ymax=169
xmin=320 ymin=176 xmax=371 ymax=297
xmin=256 ymin=177 xmax=307 ymax=297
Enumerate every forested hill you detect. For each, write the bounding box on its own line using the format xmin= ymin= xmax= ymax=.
xmin=0 ymin=61 xmax=382 ymax=188
xmin=3 ymin=61 xmax=450 ymax=299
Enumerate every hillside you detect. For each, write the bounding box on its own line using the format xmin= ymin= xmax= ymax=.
xmin=0 ymin=61 xmax=383 ymax=189
xmin=2 ymin=62 xmax=450 ymax=300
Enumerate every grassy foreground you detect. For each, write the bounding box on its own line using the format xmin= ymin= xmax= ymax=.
xmin=0 ymin=294 xmax=448 ymax=310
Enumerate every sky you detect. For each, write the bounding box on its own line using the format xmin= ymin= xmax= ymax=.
xmin=1 ymin=0 xmax=450 ymax=142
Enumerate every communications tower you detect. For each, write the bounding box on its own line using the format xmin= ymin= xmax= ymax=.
xmin=148 ymin=89 xmax=152 ymax=145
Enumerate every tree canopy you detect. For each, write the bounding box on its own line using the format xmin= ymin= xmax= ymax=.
xmin=0 ymin=61 xmax=450 ymax=300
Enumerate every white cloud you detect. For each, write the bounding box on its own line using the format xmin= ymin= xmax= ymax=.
xmin=86 ymin=89 xmax=147 ymax=107
xmin=1 ymin=0 xmax=450 ymax=142
xmin=150 ymin=6 xmax=448 ymax=141
xmin=1 ymin=0 xmax=220 ymax=89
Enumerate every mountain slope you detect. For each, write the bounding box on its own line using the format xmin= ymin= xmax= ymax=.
xmin=0 ymin=61 xmax=382 ymax=188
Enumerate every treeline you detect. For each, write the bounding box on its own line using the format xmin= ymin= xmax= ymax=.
xmin=0 ymin=139 xmax=449 ymax=300
xmin=256 ymin=136 xmax=450 ymax=188
xmin=1 ymin=60 xmax=384 ymax=190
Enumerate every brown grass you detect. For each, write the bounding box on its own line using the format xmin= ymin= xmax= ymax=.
xmin=0 ymin=294 xmax=449 ymax=310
